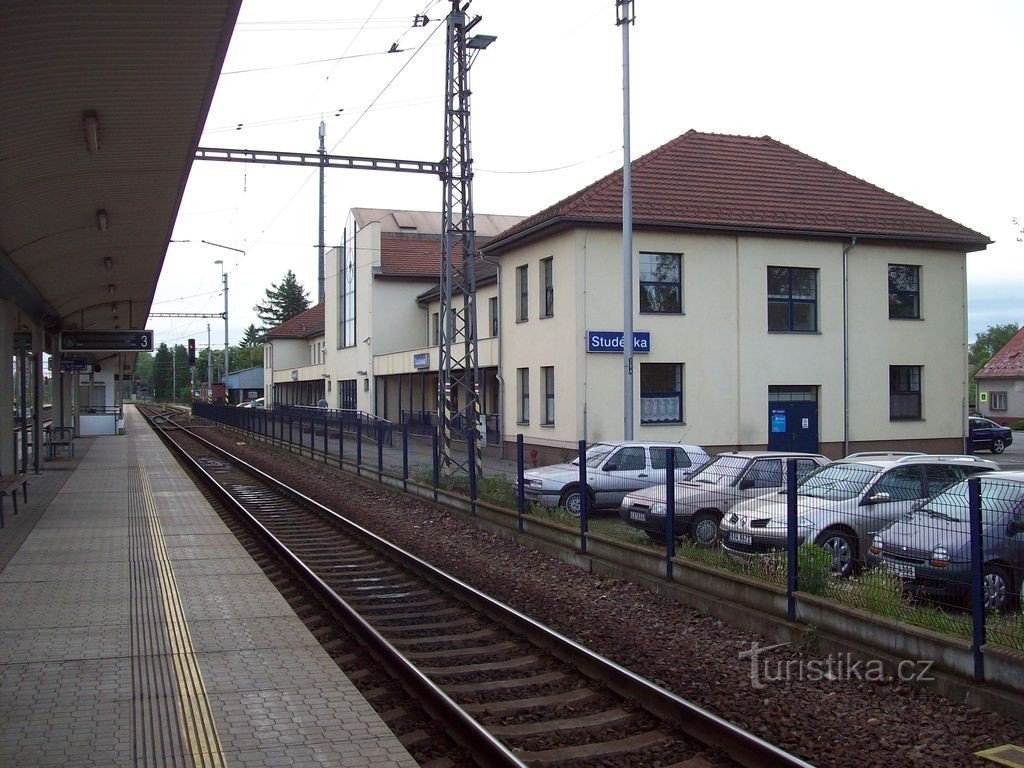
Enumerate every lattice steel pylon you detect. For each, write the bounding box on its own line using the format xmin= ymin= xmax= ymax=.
xmin=438 ymin=1 xmax=491 ymax=479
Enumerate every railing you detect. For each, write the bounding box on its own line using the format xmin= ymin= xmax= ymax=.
xmin=401 ymin=409 xmax=499 ymax=445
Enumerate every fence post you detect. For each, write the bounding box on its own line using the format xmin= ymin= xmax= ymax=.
xmin=288 ymin=410 xmax=293 ymax=447
xmin=578 ymin=440 xmax=588 ymax=554
xmin=469 ymin=425 xmax=478 ymax=516
xmin=516 ymin=434 xmax=525 ymax=532
xmin=665 ymin=449 xmax=675 ymax=580
xmin=402 ymin=423 xmax=409 ymax=491
xmin=377 ymin=420 xmax=384 ymax=481
xmin=338 ymin=413 xmax=345 ymax=468
xmin=323 ymin=411 xmax=328 ymax=461
xmin=356 ymin=418 xmax=363 ymax=475
xmin=785 ymin=458 xmax=799 ymax=622
xmin=432 ymin=427 xmax=440 ymax=502
xmin=968 ymin=476 xmax=985 ymax=681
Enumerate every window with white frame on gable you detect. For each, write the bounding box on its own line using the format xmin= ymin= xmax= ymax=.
xmin=431 ymin=312 xmax=439 ymax=345
xmin=488 ymin=296 xmax=498 ymax=337
xmin=517 ymin=367 xmax=529 ymax=423
xmin=639 ymin=252 xmax=682 ymax=313
xmin=890 ymin=365 xmax=922 ymax=420
xmin=991 ymin=391 xmax=1008 ymax=411
xmin=542 ymin=366 xmax=554 ymax=425
xmin=340 ymin=227 xmax=356 ymax=348
xmin=640 ymin=362 xmax=684 ymax=424
xmin=888 ymin=264 xmax=921 ymax=319
xmin=541 ymin=257 xmax=554 ymax=318
xmin=768 ymin=266 xmax=817 ymax=332
xmin=516 ymin=265 xmax=529 ymax=322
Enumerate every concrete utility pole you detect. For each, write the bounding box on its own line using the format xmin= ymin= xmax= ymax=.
xmin=439 ymin=0 xmax=495 ymax=478
xmin=617 ymin=0 xmax=636 ymax=440
xmin=202 ymin=240 xmax=243 ymax=399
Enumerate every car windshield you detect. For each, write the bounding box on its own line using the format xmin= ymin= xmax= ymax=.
xmin=690 ymin=455 xmax=751 ymax=485
xmin=797 ymin=463 xmax=880 ymax=501
xmin=918 ymin=479 xmax=1024 ymax=525
xmin=570 ymin=442 xmax=618 ymax=468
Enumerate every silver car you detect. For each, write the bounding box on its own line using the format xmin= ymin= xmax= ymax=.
xmin=619 ymin=451 xmax=830 ymax=546
xmin=721 ymin=455 xmax=1000 ymax=577
xmin=518 ymin=441 xmax=709 ymax=516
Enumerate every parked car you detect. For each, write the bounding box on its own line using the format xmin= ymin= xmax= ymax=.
xmin=236 ymin=397 xmax=265 ymax=409
xmin=867 ymin=471 xmax=1024 ymax=612
xmin=969 ymin=416 xmax=1013 ymax=454
xmin=721 ymin=455 xmax=1000 ymax=577
xmin=619 ymin=451 xmax=830 ymax=546
xmin=518 ymin=442 xmax=710 ymax=516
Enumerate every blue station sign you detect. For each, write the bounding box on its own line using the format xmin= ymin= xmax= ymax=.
xmin=587 ymin=331 xmax=651 ymax=354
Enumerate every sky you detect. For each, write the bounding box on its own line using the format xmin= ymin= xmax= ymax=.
xmin=156 ymin=0 xmax=1023 ymax=358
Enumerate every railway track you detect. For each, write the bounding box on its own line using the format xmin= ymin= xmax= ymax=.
xmin=142 ymin=406 xmax=814 ymax=768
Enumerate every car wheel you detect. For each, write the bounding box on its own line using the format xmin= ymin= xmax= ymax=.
xmin=690 ymin=512 xmax=720 ymax=547
xmin=991 ymin=437 xmax=1006 ymax=454
xmin=817 ymin=530 xmax=857 ymax=578
xmin=983 ymin=565 xmax=1012 ymax=613
xmin=559 ymin=486 xmax=593 ymax=517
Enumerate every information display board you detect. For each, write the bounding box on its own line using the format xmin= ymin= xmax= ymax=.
xmin=60 ymin=330 xmax=153 ymax=352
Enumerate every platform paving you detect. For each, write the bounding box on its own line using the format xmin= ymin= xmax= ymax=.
xmin=0 ymin=408 xmax=419 ymax=768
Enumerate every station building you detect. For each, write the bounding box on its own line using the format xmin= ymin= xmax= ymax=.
xmin=264 ymin=130 xmax=990 ymax=460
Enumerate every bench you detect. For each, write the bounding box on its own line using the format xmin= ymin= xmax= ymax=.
xmin=45 ymin=426 xmax=75 ymax=458
xmin=0 ymin=473 xmax=29 ymax=528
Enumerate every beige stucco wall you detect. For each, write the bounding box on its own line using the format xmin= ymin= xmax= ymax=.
xmin=498 ymin=226 xmax=969 ymax=454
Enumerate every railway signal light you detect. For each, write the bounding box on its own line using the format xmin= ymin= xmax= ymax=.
xmin=187 ymin=338 xmax=196 ymax=366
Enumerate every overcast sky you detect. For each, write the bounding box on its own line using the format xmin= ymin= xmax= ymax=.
xmin=157 ymin=0 xmax=1023 ymax=356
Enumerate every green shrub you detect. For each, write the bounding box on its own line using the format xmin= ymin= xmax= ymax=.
xmin=796 ymin=543 xmax=834 ymax=596
xmin=1010 ymin=420 xmax=1024 ymax=431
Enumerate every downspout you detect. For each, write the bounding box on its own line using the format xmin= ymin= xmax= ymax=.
xmin=479 ymin=251 xmax=504 ymax=457
xmin=842 ymin=237 xmax=858 ymax=458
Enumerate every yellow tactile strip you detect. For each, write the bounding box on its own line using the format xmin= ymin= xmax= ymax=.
xmin=977 ymin=745 xmax=1024 ymax=767
xmin=130 ymin=457 xmax=226 ymax=768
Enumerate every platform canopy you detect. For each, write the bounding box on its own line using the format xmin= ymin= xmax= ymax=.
xmin=0 ymin=0 xmax=242 ymax=339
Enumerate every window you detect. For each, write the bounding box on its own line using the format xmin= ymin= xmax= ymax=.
xmin=516 ymin=265 xmax=529 ymax=322
xmin=991 ymin=391 xmax=1007 ymax=411
xmin=767 ymin=266 xmax=817 ymax=332
xmin=488 ymin=297 xmax=498 ymax=337
xmin=431 ymin=312 xmax=439 ymax=345
xmin=340 ymin=227 xmax=356 ymax=348
xmin=639 ymin=252 xmax=682 ymax=313
xmin=542 ymin=366 xmax=554 ymax=425
xmin=640 ymin=363 xmax=683 ymax=424
xmin=890 ymin=365 xmax=922 ymax=420
xmin=888 ymin=264 xmax=920 ymax=319
xmin=873 ymin=466 xmax=924 ymax=501
xmin=517 ymin=368 xmax=529 ymax=423
xmin=541 ymin=257 xmax=554 ymax=318
xmin=606 ymin=447 xmax=646 ymax=472
xmin=650 ymin=447 xmax=694 ymax=471
xmin=745 ymin=459 xmax=784 ymax=488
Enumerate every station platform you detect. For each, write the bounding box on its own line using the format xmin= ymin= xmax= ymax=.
xmin=0 ymin=408 xmax=418 ymax=768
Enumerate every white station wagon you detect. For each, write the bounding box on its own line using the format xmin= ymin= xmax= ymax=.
xmin=518 ymin=441 xmax=709 ymax=516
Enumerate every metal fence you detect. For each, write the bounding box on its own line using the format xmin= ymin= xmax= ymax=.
xmin=188 ymin=408 xmax=1024 ymax=667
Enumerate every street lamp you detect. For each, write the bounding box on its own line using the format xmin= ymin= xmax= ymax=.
xmin=201 ymin=240 xmax=244 ymax=400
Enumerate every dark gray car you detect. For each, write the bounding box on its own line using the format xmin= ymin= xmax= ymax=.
xmin=867 ymin=471 xmax=1024 ymax=612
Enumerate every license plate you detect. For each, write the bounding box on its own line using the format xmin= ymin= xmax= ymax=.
xmin=884 ymin=559 xmax=915 ymax=579
xmin=728 ymin=532 xmax=752 ymax=545
xmin=629 ymin=510 xmax=645 ymax=522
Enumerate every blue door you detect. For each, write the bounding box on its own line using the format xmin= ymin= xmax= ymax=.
xmin=768 ymin=401 xmax=818 ymax=453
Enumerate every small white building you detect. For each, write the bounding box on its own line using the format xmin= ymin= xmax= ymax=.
xmin=975 ymin=326 xmax=1024 ymax=423
xmin=481 ymin=130 xmax=989 ymax=460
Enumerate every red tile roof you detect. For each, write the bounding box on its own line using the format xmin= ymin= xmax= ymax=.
xmin=263 ymin=303 xmax=324 ymax=339
xmin=379 ymin=235 xmax=454 ymax=279
xmin=976 ymin=326 xmax=1024 ymax=378
xmin=484 ymin=130 xmax=990 ymax=252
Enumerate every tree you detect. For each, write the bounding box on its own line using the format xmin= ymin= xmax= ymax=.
xmin=153 ymin=343 xmax=172 ymax=401
xmin=969 ymin=323 xmax=1020 ymax=370
xmin=254 ymin=270 xmax=310 ymax=333
xmin=236 ymin=324 xmax=264 ymax=370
